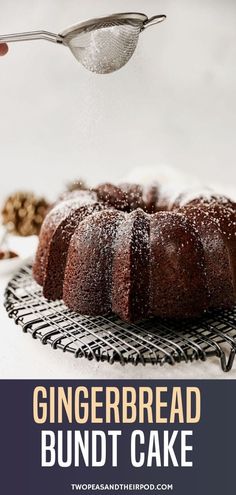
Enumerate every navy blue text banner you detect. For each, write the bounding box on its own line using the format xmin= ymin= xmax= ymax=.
xmin=0 ymin=380 xmax=234 ymax=495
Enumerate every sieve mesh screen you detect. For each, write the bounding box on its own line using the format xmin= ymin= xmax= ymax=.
xmin=67 ymin=21 xmax=142 ymax=74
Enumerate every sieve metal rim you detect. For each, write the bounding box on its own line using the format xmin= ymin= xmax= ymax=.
xmin=60 ymin=12 xmax=148 ymax=43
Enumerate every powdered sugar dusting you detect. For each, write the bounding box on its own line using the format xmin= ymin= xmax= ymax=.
xmin=122 ymin=164 xmax=201 ymax=208
xmin=175 ymin=187 xmax=215 ymax=207
xmin=44 ymin=192 xmax=97 ymax=230
xmin=35 ymin=169 xmax=236 ymax=321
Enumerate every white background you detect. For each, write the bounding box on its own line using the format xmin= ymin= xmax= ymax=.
xmin=0 ymin=0 xmax=236 ymax=201
xmin=0 ymin=0 xmax=236 ymax=378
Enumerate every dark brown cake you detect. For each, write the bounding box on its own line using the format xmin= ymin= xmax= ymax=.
xmin=63 ymin=209 xmax=125 ymax=315
xmin=112 ymin=209 xmax=150 ymax=321
xmin=42 ymin=203 xmax=103 ymax=301
xmin=33 ymin=181 xmax=236 ymax=322
xmin=33 ymin=190 xmax=97 ymax=286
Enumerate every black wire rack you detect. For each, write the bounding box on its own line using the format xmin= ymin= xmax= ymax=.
xmin=4 ymin=262 xmax=236 ymax=372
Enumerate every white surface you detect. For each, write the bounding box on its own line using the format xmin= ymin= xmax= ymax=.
xmin=0 ymin=237 xmax=235 ymax=379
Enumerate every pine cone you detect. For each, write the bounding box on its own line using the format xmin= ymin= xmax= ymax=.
xmin=1 ymin=192 xmax=49 ymax=236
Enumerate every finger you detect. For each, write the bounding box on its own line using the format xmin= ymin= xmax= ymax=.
xmin=0 ymin=43 xmax=9 ymax=56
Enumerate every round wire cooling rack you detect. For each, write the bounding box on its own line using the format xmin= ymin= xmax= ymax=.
xmin=4 ymin=262 xmax=236 ymax=372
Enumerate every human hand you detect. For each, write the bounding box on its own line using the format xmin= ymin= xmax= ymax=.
xmin=0 ymin=43 xmax=8 ymax=56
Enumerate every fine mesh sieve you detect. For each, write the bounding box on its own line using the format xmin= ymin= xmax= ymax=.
xmin=64 ymin=20 xmax=143 ymax=74
xmin=0 ymin=12 xmax=166 ymax=74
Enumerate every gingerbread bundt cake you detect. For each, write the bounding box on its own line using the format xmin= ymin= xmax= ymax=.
xmin=33 ymin=176 xmax=236 ymax=322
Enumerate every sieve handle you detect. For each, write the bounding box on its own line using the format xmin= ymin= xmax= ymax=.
xmin=142 ymin=14 xmax=167 ymax=30
xmin=0 ymin=31 xmax=63 ymax=44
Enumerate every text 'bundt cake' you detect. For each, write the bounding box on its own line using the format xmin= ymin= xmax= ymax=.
xmin=33 ymin=172 xmax=236 ymax=322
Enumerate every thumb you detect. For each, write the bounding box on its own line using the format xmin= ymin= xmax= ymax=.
xmin=0 ymin=43 xmax=9 ymax=56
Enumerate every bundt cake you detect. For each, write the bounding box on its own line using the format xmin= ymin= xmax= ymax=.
xmin=33 ymin=173 xmax=236 ymax=322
